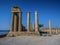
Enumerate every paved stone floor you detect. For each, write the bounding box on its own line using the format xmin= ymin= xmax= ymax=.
xmin=0 ymin=35 xmax=60 ymax=45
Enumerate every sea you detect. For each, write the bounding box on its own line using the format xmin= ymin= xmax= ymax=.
xmin=0 ymin=30 xmax=10 ymax=34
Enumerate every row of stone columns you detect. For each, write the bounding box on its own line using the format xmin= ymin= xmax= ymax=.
xmin=48 ymin=20 xmax=58 ymax=35
xmin=10 ymin=7 xmax=39 ymax=33
xmin=10 ymin=7 xmax=22 ymax=32
xmin=27 ymin=11 xmax=38 ymax=32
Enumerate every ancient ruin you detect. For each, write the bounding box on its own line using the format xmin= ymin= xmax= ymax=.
xmin=7 ymin=6 xmax=60 ymax=37
xmin=7 ymin=7 xmax=40 ymax=36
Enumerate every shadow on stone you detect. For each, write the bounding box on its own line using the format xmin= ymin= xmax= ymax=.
xmin=0 ymin=33 xmax=8 ymax=38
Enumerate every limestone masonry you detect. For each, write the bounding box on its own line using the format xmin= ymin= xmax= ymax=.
xmin=7 ymin=6 xmax=60 ymax=37
xmin=7 ymin=7 xmax=39 ymax=36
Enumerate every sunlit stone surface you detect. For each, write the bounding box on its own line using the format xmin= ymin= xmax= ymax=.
xmin=0 ymin=35 xmax=60 ymax=45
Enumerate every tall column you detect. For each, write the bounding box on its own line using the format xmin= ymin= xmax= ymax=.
xmin=14 ymin=13 xmax=17 ymax=32
xmin=35 ymin=11 xmax=38 ymax=32
xmin=27 ymin=11 xmax=30 ymax=32
xmin=10 ymin=13 xmax=14 ymax=32
xmin=16 ymin=14 xmax=19 ymax=32
xmin=49 ymin=20 xmax=52 ymax=35
xmin=18 ymin=12 xmax=22 ymax=32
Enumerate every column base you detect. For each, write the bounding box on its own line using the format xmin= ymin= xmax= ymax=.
xmin=7 ymin=31 xmax=40 ymax=37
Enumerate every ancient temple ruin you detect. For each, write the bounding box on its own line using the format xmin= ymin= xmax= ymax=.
xmin=7 ymin=7 xmax=40 ymax=36
xmin=7 ymin=6 xmax=60 ymax=37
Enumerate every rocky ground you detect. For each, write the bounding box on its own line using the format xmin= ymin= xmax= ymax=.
xmin=0 ymin=35 xmax=60 ymax=45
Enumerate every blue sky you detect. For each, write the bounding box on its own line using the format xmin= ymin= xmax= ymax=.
xmin=0 ymin=0 xmax=60 ymax=30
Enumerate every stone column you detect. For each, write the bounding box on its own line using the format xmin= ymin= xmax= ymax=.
xmin=10 ymin=13 xmax=14 ymax=32
xmin=49 ymin=20 xmax=52 ymax=35
xmin=18 ymin=12 xmax=22 ymax=32
xmin=35 ymin=11 xmax=38 ymax=32
xmin=27 ymin=11 xmax=30 ymax=32
xmin=14 ymin=13 xmax=17 ymax=32
xmin=56 ymin=29 xmax=58 ymax=35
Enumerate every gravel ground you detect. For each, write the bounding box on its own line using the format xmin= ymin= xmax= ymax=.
xmin=0 ymin=35 xmax=60 ymax=45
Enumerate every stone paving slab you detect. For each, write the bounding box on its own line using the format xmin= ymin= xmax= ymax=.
xmin=0 ymin=36 xmax=60 ymax=45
